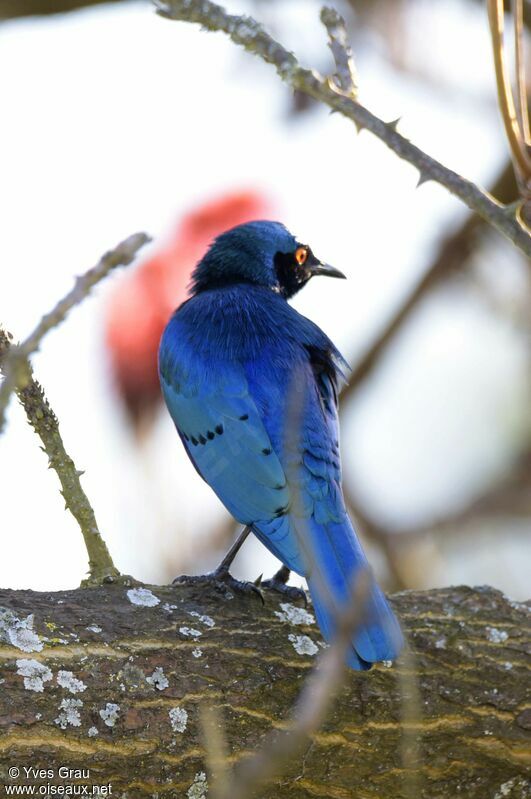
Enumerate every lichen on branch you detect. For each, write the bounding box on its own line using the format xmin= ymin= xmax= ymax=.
xmin=0 ymin=584 xmax=528 ymax=798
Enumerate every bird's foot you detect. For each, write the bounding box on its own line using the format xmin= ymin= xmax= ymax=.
xmin=173 ymin=567 xmax=264 ymax=603
xmin=259 ymin=565 xmax=308 ymax=606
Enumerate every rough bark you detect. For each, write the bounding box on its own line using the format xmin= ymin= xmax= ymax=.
xmin=0 ymin=584 xmax=529 ymax=798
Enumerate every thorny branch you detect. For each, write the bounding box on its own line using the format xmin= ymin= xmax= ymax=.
xmin=0 ymin=330 xmax=122 ymax=585
xmin=0 ymin=232 xmax=150 ymax=434
xmin=154 ymin=0 xmax=531 ymax=256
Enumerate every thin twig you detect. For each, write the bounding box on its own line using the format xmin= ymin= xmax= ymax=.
xmin=488 ymin=0 xmax=531 ymax=190
xmin=154 ymin=0 xmax=531 ymax=255
xmin=211 ymin=570 xmax=373 ymax=799
xmin=0 ymin=330 xmax=123 ymax=585
xmin=513 ymin=0 xmax=530 ymax=144
xmin=0 ymin=232 xmax=150 ymax=433
xmin=320 ymin=6 xmax=358 ymax=95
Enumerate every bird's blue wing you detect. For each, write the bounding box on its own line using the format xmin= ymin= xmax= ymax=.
xmin=159 ymin=325 xmax=290 ymax=528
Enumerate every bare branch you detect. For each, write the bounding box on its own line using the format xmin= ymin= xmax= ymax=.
xmin=320 ymin=6 xmax=358 ymax=96
xmin=0 ymin=232 xmax=150 ymax=433
xmin=0 ymin=330 xmax=124 ymax=585
xmin=154 ymin=0 xmax=531 ymax=256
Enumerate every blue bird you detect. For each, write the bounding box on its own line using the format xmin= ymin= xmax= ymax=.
xmin=159 ymin=220 xmax=403 ymax=669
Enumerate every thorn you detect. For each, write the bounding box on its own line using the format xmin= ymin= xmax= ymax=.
xmin=386 ymin=117 xmax=401 ymax=132
xmin=416 ymin=170 xmax=431 ymax=188
xmin=254 ymin=574 xmax=263 ymax=587
xmin=76 ymin=469 xmax=85 ymax=477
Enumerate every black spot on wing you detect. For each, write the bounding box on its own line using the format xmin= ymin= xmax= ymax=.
xmin=182 ymin=421 xmax=226 ymax=447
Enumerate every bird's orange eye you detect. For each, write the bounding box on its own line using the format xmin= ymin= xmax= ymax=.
xmin=295 ymin=246 xmax=308 ymax=266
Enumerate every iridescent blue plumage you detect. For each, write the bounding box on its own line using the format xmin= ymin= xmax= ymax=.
xmin=159 ymin=221 xmax=403 ymax=669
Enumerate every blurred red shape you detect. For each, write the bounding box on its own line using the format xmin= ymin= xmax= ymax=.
xmin=104 ymin=190 xmax=272 ymax=433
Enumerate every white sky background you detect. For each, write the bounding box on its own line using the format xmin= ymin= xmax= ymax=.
xmin=0 ymin=0 xmax=529 ymax=596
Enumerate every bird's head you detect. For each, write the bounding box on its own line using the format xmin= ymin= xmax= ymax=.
xmin=190 ymin=220 xmax=345 ymax=299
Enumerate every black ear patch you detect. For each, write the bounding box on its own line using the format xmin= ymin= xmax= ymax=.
xmin=274 ymin=248 xmax=316 ymax=298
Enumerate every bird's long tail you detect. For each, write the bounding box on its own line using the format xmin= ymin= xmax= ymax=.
xmin=303 ymin=516 xmax=403 ymax=670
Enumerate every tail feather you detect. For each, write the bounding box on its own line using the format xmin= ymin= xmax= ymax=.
xmin=254 ymin=512 xmax=403 ymax=670
xmin=303 ymin=516 xmax=403 ymax=669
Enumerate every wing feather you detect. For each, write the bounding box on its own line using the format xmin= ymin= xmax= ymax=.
xmin=160 ymin=363 xmax=289 ymax=525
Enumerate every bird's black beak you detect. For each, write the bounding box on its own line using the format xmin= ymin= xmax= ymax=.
xmin=309 ymin=262 xmax=347 ymax=280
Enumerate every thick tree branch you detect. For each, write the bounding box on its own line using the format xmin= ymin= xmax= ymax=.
xmin=0 ymin=232 xmax=150 ymax=434
xmin=154 ymin=0 xmax=531 ymax=257
xmin=0 ymin=330 xmax=123 ymax=586
xmin=0 ymin=584 xmax=528 ymax=798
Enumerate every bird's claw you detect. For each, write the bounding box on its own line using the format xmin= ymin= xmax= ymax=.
xmin=173 ymin=569 xmax=264 ymax=604
xmin=260 ymin=565 xmax=308 ymax=606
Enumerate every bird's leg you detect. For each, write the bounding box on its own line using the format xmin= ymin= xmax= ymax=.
xmin=215 ymin=524 xmax=252 ymax=573
xmin=173 ymin=525 xmax=263 ymax=602
xmin=260 ymin=564 xmax=308 ymax=606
